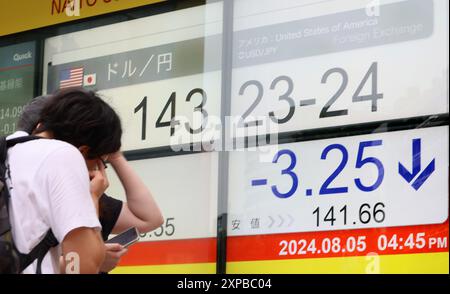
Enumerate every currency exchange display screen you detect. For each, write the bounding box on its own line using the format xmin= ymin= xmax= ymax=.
xmin=226 ymin=0 xmax=449 ymax=274
xmin=42 ymin=0 xmax=448 ymax=273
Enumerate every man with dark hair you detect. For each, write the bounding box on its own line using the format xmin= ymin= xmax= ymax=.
xmin=35 ymin=89 xmax=122 ymax=160
xmin=5 ymin=87 xmax=124 ymax=273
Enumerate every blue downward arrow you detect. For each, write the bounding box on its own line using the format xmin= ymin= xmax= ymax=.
xmin=398 ymin=138 xmax=435 ymax=191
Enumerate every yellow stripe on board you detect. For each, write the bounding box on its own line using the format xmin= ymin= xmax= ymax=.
xmin=227 ymin=252 xmax=449 ymax=274
xmin=111 ymin=262 xmax=216 ymax=274
xmin=0 ymin=0 xmax=166 ymax=37
xmin=111 ymin=253 xmax=448 ymax=274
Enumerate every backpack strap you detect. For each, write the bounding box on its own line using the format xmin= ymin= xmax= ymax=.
xmin=5 ymin=135 xmax=59 ymax=274
xmin=6 ymin=135 xmax=42 ymax=148
xmin=17 ymin=230 xmax=58 ymax=274
xmin=3 ymin=135 xmax=43 ymax=182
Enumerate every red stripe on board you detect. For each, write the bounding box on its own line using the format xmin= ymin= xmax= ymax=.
xmin=227 ymin=221 xmax=449 ymax=262
xmin=0 ymin=63 xmax=33 ymax=72
xmin=118 ymin=237 xmax=217 ymax=266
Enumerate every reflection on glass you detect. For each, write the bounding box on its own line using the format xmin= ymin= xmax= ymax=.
xmin=0 ymin=42 xmax=35 ymax=136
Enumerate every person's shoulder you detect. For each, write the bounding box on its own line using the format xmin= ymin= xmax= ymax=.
xmin=41 ymin=139 xmax=84 ymax=161
xmin=34 ymin=139 xmax=88 ymax=182
xmin=7 ymin=132 xmax=73 ymax=151
xmin=26 ymin=139 xmax=85 ymax=170
xmin=7 ymin=132 xmax=78 ymax=158
xmin=37 ymin=138 xmax=74 ymax=149
xmin=26 ymin=137 xmax=76 ymax=153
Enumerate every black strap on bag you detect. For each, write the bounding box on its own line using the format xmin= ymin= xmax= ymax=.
xmin=2 ymin=135 xmax=58 ymax=274
xmin=5 ymin=135 xmax=43 ymax=148
xmin=17 ymin=230 xmax=58 ymax=274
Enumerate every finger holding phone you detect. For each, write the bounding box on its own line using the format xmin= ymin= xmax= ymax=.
xmin=100 ymin=243 xmax=128 ymax=273
xmin=101 ymin=227 xmax=139 ymax=273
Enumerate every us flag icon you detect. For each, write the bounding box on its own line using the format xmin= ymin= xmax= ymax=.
xmin=59 ymin=67 xmax=84 ymax=89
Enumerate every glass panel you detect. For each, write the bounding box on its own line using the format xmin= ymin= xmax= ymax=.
xmin=226 ymin=0 xmax=449 ymax=274
xmin=0 ymin=41 xmax=35 ymax=136
xmin=43 ymin=2 xmax=223 ymax=274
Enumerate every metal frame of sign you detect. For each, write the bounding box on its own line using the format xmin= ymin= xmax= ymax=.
xmin=0 ymin=0 xmax=448 ymax=274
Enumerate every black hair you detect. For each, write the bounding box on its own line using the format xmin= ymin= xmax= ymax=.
xmin=17 ymin=95 xmax=51 ymax=134
xmin=35 ymin=87 xmax=122 ymax=159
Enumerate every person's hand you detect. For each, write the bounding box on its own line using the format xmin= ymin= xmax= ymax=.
xmin=100 ymin=243 xmax=128 ymax=273
xmin=89 ymin=159 xmax=109 ymax=200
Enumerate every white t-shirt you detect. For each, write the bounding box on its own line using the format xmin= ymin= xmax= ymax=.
xmin=5 ymin=131 xmax=101 ymax=274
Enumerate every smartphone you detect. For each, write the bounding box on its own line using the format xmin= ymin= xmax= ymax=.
xmin=105 ymin=227 xmax=140 ymax=248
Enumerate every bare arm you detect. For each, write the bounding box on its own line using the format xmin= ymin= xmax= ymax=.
xmin=109 ymin=152 xmax=163 ymax=234
xmin=61 ymin=227 xmax=105 ymax=274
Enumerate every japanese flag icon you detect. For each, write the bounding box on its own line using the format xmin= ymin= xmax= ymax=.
xmin=83 ymin=73 xmax=96 ymax=86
